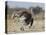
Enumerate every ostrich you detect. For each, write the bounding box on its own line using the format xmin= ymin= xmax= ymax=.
xmin=11 ymin=9 xmax=34 ymax=31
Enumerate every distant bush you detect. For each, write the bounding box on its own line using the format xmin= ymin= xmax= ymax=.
xmin=29 ymin=6 xmax=44 ymax=15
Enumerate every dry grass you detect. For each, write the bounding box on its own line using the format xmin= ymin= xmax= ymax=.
xmin=7 ymin=15 xmax=45 ymax=33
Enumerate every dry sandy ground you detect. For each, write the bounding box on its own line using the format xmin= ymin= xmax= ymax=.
xmin=7 ymin=16 xmax=45 ymax=33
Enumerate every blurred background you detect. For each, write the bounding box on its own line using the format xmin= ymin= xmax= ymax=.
xmin=6 ymin=1 xmax=45 ymax=33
